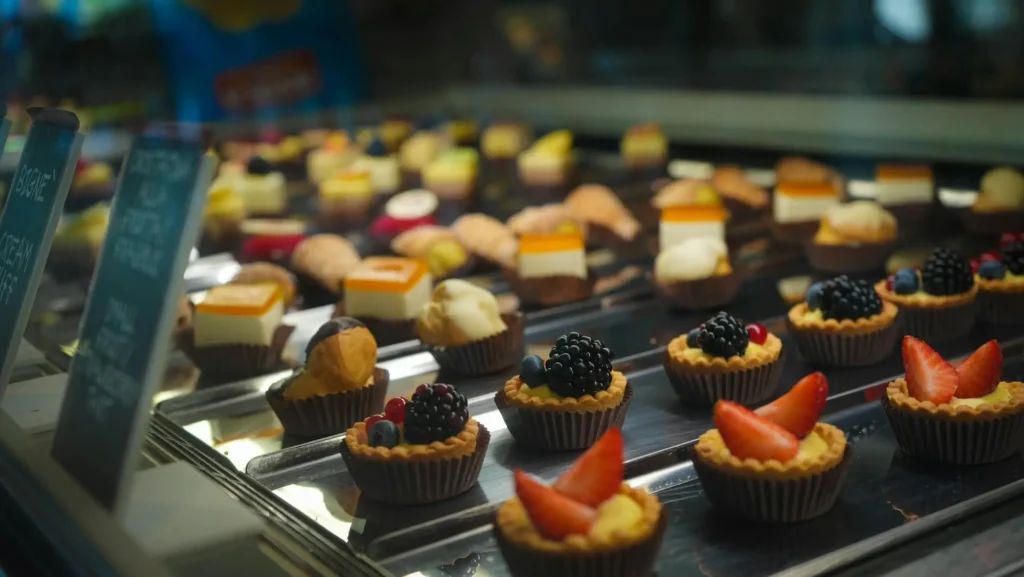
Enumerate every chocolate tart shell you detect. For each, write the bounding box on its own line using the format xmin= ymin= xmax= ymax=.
xmin=339 ymin=424 xmax=490 ymax=505
xmin=897 ymin=297 xmax=977 ymax=343
xmin=959 ymin=209 xmax=1024 ymax=236
xmin=293 ymin=270 xmax=342 ymax=308
xmin=806 ymin=240 xmax=895 ymax=275
xmin=330 ymin=302 xmax=417 ymax=347
xmin=177 ymin=325 xmax=296 ymax=380
xmin=495 ymin=384 xmax=633 ymax=451
xmin=425 ymin=313 xmax=524 ymax=376
xmin=266 ymin=367 xmax=390 ymax=438
xmin=769 ymin=220 xmax=819 ymax=245
xmin=494 ymin=503 xmax=667 ymax=577
xmin=693 ymin=446 xmax=852 ymax=522
xmin=663 ymin=349 xmax=785 ymax=407
xmin=979 ymin=288 xmax=1024 ymax=325
xmin=654 ymin=269 xmax=744 ymax=311
xmin=785 ymin=312 xmax=903 ymax=367
xmin=887 ymin=202 xmax=932 ymax=236
xmin=504 ymin=269 xmax=596 ymax=306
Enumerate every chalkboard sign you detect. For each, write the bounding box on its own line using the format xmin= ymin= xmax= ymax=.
xmin=51 ymin=134 xmax=214 ymax=512
xmin=0 ymin=108 xmax=82 ymax=391
xmin=0 ymin=104 xmax=11 ymax=163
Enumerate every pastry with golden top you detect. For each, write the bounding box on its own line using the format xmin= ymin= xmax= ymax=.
xmin=496 ymin=334 xmax=632 ymax=450
xmin=267 ymin=317 xmax=389 ymax=437
xmin=422 ymin=148 xmax=479 ymax=201
xmin=808 ymin=201 xmax=898 ymax=274
xmin=881 ymin=337 xmax=1024 ymax=464
xmin=663 ymin=311 xmax=784 ymax=406
xmin=451 ymin=213 xmax=518 ymax=268
xmin=506 ymin=204 xmax=587 ymax=238
xmin=508 ymin=233 xmax=594 ymax=306
xmin=654 ymin=237 xmax=741 ymax=310
xmin=230 ymin=261 xmax=298 ymax=308
xmin=621 ymin=123 xmax=667 ymax=172
xmin=494 ymin=429 xmax=665 ymax=577
xmin=565 ymin=185 xmax=641 ymax=244
xmin=341 ymin=382 xmax=489 ymax=504
xmin=876 ymin=247 xmax=977 ymax=342
xmin=518 ymin=130 xmax=575 ymax=191
xmin=693 ymin=373 xmax=850 ymax=522
xmin=650 ymin=178 xmax=720 ymax=210
xmin=711 ymin=165 xmax=770 ymax=214
xmin=975 ymin=238 xmax=1024 ymax=324
xmin=482 ymin=121 xmax=531 ymax=161
xmin=317 ymin=167 xmax=373 ymax=230
xmin=290 ymin=234 xmax=362 ymax=307
xmin=390 ymin=225 xmax=470 ymax=278
xmin=786 ymin=275 xmax=901 ymax=367
xmin=341 ymin=257 xmax=433 ymax=345
xmin=962 ymin=167 xmax=1024 ymax=234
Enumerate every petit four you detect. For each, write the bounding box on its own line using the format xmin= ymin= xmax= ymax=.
xmin=654 ymin=237 xmax=740 ymax=310
xmin=370 ymin=189 xmax=439 ymax=240
xmin=564 ymin=185 xmax=641 ymax=244
xmin=962 ymin=167 xmax=1024 ymax=234
xmin=510 ymin=233 xmax=593 ymax=306
xmin=876 ymin=247 xmax=977 ymax=342
xmin=659 ymin=205 xmax=729 ymax=250
xmin=318 ymin=167 xmax=373 ymax=230
xmin=202 ymin=179 xmax=247 ymax=251
xmin=451 ymin=213 xmax=518 ymax=268
xmin=236 ymin=157 xmax=288 ymax=216
xmin=289 ymin=234 xmax=362 ymax=307
xmin=772 ymin=181 xmax=840 ymax=242
xmin=445 ymin=118 xmax=478 ymax=146
xmin=518 ymin=130 xmax=574 ymax=191
xmin=875 ymin=164 xmax=934 ymax=231
xmin=390 ymin=225 xmax=470 ymax=278
xmin=342 ymin=257 xmax=433 ymax=344
xmin=307 ymin=131 xmax=358 ymax=184
xmin=710 ymin=166 xmax=770 ymax=215
xmin=255 ymin=132 xmax=306 ymax=179
xmin=230 ymin=262 xmax=298 ymax=309
xmin=506 ymin=204 xmax=587 ymax=238
xmin=351 ymin=137 xmax=400 ymax=196
xmin=808 ymin=201 xmax=897 ymax=274
xmin=482 ymin=121 xmax=531 ymax=161
xmin=422 ymin=148 xmax=480 ymax=201
xmin=380 ymin=116 xmax=413 ymax=152
xmin=975 ymin=236 xmax=1024 ymax=324
xmin=399 ymin=130 xmax=446 ymax=184
xmin=650 ymin=178 xmax=720 ymax=210
xmin=621 ymin=123 xmax=668 ymax=173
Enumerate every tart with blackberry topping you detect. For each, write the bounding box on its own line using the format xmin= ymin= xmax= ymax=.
xmin=975 ymin=237 xmax=1024 ymax=324
xmin=880 ymin=337 xmax=1024 ymax=465
xmin=496 ymin=333 xmax=632 ymax=450
xmin=663 ymin=312 xmax=784 ymax=406
xmin=876 ymin=247 xmax=978 ymax=342
xmin=341 ymin=382 xmax=489 ymax=504
xmin=787 ymin=275 xmax=901 ymax=367
xmin=494 ymin=429 xmax=666 ymax=577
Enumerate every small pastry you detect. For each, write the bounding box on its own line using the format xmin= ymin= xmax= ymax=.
xmin=776 ymin=156 xmax=842 ymax=187
xmin=517 ymin=130 xmax=574 ymax=191
xmin=233 ymin=157 xmax=288 ymax=216
xmin=881 ymin=337 xmax=1024 ymax=465
xmin=786 ymin=275 xmax=901 ymax=367
xmin=341 ymin=257 xmax=433 ymax=345
xmin=564 ymin=185 xmax=640 ymax=244
xmin=975 ymin=237 xmax=1024 ymax=324
xmin=494 ymin=430 xmax=665 ymax=577
xmin=202 ymin=177 xmax=247 ymax=251
xmin=290 ymin=234 xmax=362 ymax=307
xmin=238 ymin=218 xmax=306 ymax=264
xmin=445 ymin=118 xmax=478 ymax=146
xmin=621 ymin=123 xmax=667 ymax=173
xmin=777 ymin=275 xmax=813 ymax=305
xmin=772 ymin=181 xmax=841 ymax=244
xmin=506 ymin=203 xmax=586 ymax=238
xmin=351 ymin=137 xmax=400 ymax=196
xmin=49 ymin=202 xmax=110 ymax=280
xmin=300 ymin=128 xmax=332 ymax=150
xmin=267 ymin=318 xmax=389 ymax=437
xmin=318 ymin=167 xmax=373 ymax=230
xmin=482 ymin=121 xmax=531 ymax=161
xmin=341 ymin=383 xmax=489 ymax=504
xmin=416 ymin=279 xmax=523 ymax=375
xmin=230 ymin=262 xmax=298 ymax=309
xmin=451 ymin=213 xmax=518 ymax=268
xmin=693 ymin=374 xmax=850 ymax=522
xmin=875 ymin=164 xmax=934 ymax=232
xmin=380 ymin=116 xmax=413 ymax=152
xmin=422 ymin=148 xmax=479 ymax=201
xmin=876 ymin=247 xmax=977 ymax=342
xmin=390 ymin=225 xmax=470 ymax=278
xmin=70 ymin=159 xmax=115 ymax=198
xmin=508 ymin=233 xmax=593 ymax=306
xmin=496 ymin=334 xmax=631 ymax=450
xmin=710 ymin=166 xmax=770 ymax=214
xmin=962 ymin=167 xmax=1024 ymax=234
xmin=307 ymin=131 xmax=358 ymax=184
xmin=654 ymin=237 xmax=741 ymax=310
xmin=807 ymin=201 xmax=897 ymax=274
xmin=399 ymin=129 xmax=446 ymax=185
xmin=658 ymin=205 xmax=729 ymax=250
xmin=650 ymin=178 xmax=720 ymax=210
xmin=663 ymin=311 xmax=784 ymax=406
xmin=370 ymin=189 xmax=439 ymax=241
xmin=254 ymin=132 xmax=305 ymax=179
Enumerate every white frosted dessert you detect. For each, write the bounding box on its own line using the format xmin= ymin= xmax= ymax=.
xmin=875 ymin=165 xmax=934 ymax=206
xmin=517 ymin=233 xmax=586 ymax=279
xmin=194 ymin=284 xmax=284 ymax=347
xmin=344 ymin=257 xmax=433 ymax=320
xmin=655 ymin=237 xmax=729 ymax=282
xmin=773 ymin=182 xmax=840 ymax=224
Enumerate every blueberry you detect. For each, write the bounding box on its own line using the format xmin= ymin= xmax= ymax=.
xmin=806 ymin=282 xmax=825 ymax=310
xmin=979 ymin=260 xmax=1007 ymax=280
xmin=365 ymin=137 xmax=389 ymax=157
xmin=685 ymin=328 xmax=700 ymax=348
xmin=520 ymin=355 xmax=546 ymax=387
xmin=368 ymin=420 xmax=400 ymax=448
xmin=895 ymin=267 xmax=918 ymax=287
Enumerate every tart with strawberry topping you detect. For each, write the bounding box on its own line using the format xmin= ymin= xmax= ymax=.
xmin=786 ymin=275 xmax=901 ymax=367
xmin=693 ymin=373 xmax=851 ymax=522
xmin=663 ymin=312 xmax=784 ymax=406
xmin=975 ymin=237 xmax=1024 ymax=324
xmin=340 ymin=382 xmax=489 ymax=504
xmin=494 ymin=429 xmax=666 ymax=577
xmin=880 ymin=336 xmax=1024 ymax=465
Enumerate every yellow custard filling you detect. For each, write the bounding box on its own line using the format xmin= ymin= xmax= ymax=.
xmin=948 ymin=382 xmax=1012 ymax=408
xmin=795 ymin=431 xmax=829 ymax=461
xmin=680 ymin=341 xmax=766 ymax=362
xmin=976 ymin=271 xmax=1024 ymax=286
xmin=519 ymin=383 xmax=560 ymax=400
xmin=588 ymin=495 xmax=645 ymax=540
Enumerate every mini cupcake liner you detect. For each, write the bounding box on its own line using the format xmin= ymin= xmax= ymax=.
xmin=880 ymin=395 xmax=1024 ymax=465
xmin=495 ymin=384 xmax=633 ymax=451
xmin=587 ymin=222 xmax=638 ymax=250
xmin=330 ymin=302 xmax=417 ymax=346
xmin=979 ymin=288 xmax=1024 ymax=324
xmin=898 ymin=297 xmax=977 ymax=343
xmin=959 ymin=209 xmax=1024 ymax=236
xmin=692 ymin=446 xmax=852 ymax=522
xmin=653 ymin=269 xmax=744 ymax=311
xmin=425 ymin=313 xmax=524 ymax=375
xmin=786 ymin=312 xmax=902 ymax=367
xmin=663 ymin=349 xmax=785 ymax=407
xmin=769 ymin=220 xmax=819 ymax=245
xmin=504 ymin=270 xmax=596 ymax=306
xmin=721 ymin=196 xmax=768 ymax=222
xmin=494 ymin=503 xmax=667 ymax=577
xmin=177 ymin=325 xmax=296 ymax=379
xmin=339 ymin=424 xmax=491 ymax=505
xmin=805 ymin=240 xmax=895 ymax=275
xmin=266 ymin=367 xmax=390 ymax=438
xmin=294 ymin=270 xmax=342 ymax=308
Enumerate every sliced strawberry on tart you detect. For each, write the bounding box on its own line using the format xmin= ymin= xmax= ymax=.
xmin=880 ymin=336 xmax=1024 ymax=465
xmin=692 ymin=372 xmax=850 ymax=522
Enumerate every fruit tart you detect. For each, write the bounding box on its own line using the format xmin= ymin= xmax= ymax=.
xmin=340 ymin=383 xmax=489 ymax=504
xmin=960 ymin=167 xmax=1024 ymax=235
xmin=693 ymin=374 xmax=850 ymax=522
xmin=494 ymin=429 xmax=666 ymax=577
xmin=875 ymin=247 xmax=978 ymax=342
xmin=267 ymin=318 xmax=389 ymax=437
xmin=663 ymin=312 xmax=784 ymax=406
xmin=496 ymin=333 xmax=632 ymax=450
xmin=786 ymin=275 xmax=901 ymax=367
xmin=975 ymin=237 xmax=1024 ymax=324
xmin=653 ymin=237 xmax=742 ymax=310
xmin=880 ymin=337 xmax=1024 ymax=465
xmin=807 ymin=201 xmax=897 ymax=274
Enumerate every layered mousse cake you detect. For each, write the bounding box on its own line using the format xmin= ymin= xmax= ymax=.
xmin=621 ymin=122 xmax=668 ymax=173
xmin=510 ymin=232 xmax=592 ymax=306
xmin=659 ymin=205 xmax=728 ymax=250
xmin=342 ymin=257 xmax=433 ymax=344
xmin=875 ymin=164 xmax=934 ymax=231
xmin=194 ymin=284 xmax=285 ymax=348
xmin=772 ymin=181 xmax=841 ymax=243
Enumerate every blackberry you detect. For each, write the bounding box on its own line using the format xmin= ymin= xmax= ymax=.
xmin=544 ymin=332 xmax=614 ymax=398
xmin=246 ymin=156 xmax=272 ymax=175
xmin=1002 ymin=241 xmax=1024 ymax=275
xmin=404 ymin=383 xmax=469 ymax=444
xmin=696 ymin=312 xmax=749 ymax=358
xmin=921 ymin=247 xmax=974 ymax=296
xmin=817 ymin=275 xmax=883 ymax=321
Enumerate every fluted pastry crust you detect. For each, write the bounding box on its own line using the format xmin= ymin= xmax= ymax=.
xmin=875 ymin=280 xmax=978 ymax=308
xmin=885 ymin=379 xmax=1024 ymax=419
xmin=344 ymin=418 xmax=480 ymax=462
xmin=666 ymin=333 xmax=782 ymax=371
xmin=503 ymin=371 xmax=627 ymax=413
xmin=694 ymin=422 xmax=847 ymax=480
xmin=787 ymin=301 xmax=898 ymax=335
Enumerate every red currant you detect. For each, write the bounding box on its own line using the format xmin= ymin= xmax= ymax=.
xmin=415 ymin=384 xmax=429 ymax=395
xmin=1001 ymin=233 xmax=1017 ymax=247
xmin=970 ymin=258 xmax=980 ymax=274
xmin=745 ymin=323 xmax=768 ymax=345
xmin=981 ymin=251 xmax=999 ymax=262
xmin=364 ymin=414 xmax=385 ymax=429
xmin=885 ymin=276 xmax=894 ymax=291
xmin=384 ymin=397 xmax=407 ymax=423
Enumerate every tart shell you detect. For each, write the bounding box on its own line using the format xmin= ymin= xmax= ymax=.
xmin=504 ymin=269 xmax=596 ymax=306
xmin=874 ymin=281 xmax=978 ymax=343
xmin=177 ymin=324 xmax=296 ymax=382
xmin=424 ymin=313 xmax=524 ymax=375
xmin=976 ymin=277 xmax=1024 ymax=325
xmin=266 ymin=367 xmax=389 ymax=438
xmin=786 ymin=302 xmax=902 ymax=367
xmin=806 ymin=239 xmax=895 ymax=275
xmin=653 ymin=267 xmax=744 ymax=311
xmin=663 ymin=334 xmax=785 ymax=406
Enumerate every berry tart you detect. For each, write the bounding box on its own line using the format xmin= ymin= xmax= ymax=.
xmin=266 ymin=318 xmax=389 ymax=437
xmin=496 ymin=333 xmax=632 ymax=450
xmin=807 ymin=201 xmax=898 ymax=274
xmin=494 ymin=429 xmax=666 ymax=577
xmin=786 ymin=275 xmax=901 ymax=367
xmin=974 ymin=237 xmax=1024 ymax=324
xmin=663 ymin=312 xmax=784 ymax=406
xmin=653 ymin=237 xmax=742 ymax=310
xmin=880 ymin=337 xmax=1024 ymax=465
xmin=340 ymin=383 xmax=489 ymax=504
xmin=693 ymin=373 xmax=850 ymax=522
xmin=875 ymin=247 xmax=978 ymax=342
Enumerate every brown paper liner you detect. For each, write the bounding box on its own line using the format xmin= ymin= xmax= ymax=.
xmin=266 ymin=367 xmax=390 ymax=438
xmin=693 ymin=446 xmax=852 ymax=522
xmin=494 ymin=504 xmax=667 ymax=577
xmin=958 ymin=208 xmax=1024 ymax=236
xmin=770 ymin=220 xmax=819 ymax=245
xmin=587 ymin=221 xmax=639 ymax=250
xmin=721 ymin=196 xmax=768 ymax=222
xmin=663 ymin=349 xmax=785 ymax=407
xmin=806 ymin=240 xmax=895 ymax=275
xmin=293 ymin=269 xmax=342 ymax=308
xmin=339 ymin=424 xmax=491 ymax=505
xmin=785 ymin=312 xmax=903 ymax=367
xmin=177 ymin=325 xmax=296 ymax=379
xmin=898 ymin=297 xmax=977 ymax=343
xmin=979 ymin=288 xmax=1024 ymax=325
xmin=495 ymin=384 xmax=633 ymax=451
xmin=316 ymin=197 xmax=373 ymax=232
xmin=654 ymin=270 xmax=744 ymax=311
xmin=330 ymin=302 xmax=417 ymax=346
xmin=887 ymin=202 xmax=933 ymax=236
xmin=880 ymin=394 xmax=1024 ymax=465
xmin=504 ymin=269 xmax=596 ymax=306
xmin=425 ymin=313 xmax=524 ymax=375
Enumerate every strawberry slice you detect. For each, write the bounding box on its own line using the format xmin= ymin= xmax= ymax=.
xmin=552 ymin=428 xmax=623 ymax=507
xmin=514 ymin=470 xmax=596 ymax=540
xmin=902 ymin=336 xmax=958 ymax=404
xmin=714 ymin=401 xmax=799 ymax=462
xmin=755 ymin=372 xmax=828 ymax=438
xmin=954 ymin=340 xmax=1002 ymax=398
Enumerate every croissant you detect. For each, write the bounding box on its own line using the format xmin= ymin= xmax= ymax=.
xmin=506 ymin=204 xmax=587 ymax=238
xmin=451 ymin=213 xmax=518 ymax=267
xmin=564 ymin=184 xmax=640 ymax=241
xmin=711 ymin=166 xmax=769 ymax=208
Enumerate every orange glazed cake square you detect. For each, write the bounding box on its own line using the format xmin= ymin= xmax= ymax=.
xmin=517 ymin=233 xmax=586 ymax=279
xmin=194 ymin=284 xmax=284 ymax=347
xmin=659 ymin=205 xmax=728 ymax=249
xmin=344 ymin=257 xmax=432 ymax=320
xmin=773 ymin=182 xmax=840 ymax=224
xmin=875 ymin=165 xmax=933 ymax=206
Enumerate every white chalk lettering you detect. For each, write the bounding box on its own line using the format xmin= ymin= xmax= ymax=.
xmin=103 ymin=298 xmax=137 ymax=335
xmin=11 ymin=167 xmax=53 ymax=202
xmin=119 ymin=206 xmax=164 ymax=239
xmin=112 ymin=237 xmax=162 ymax=277
xmin=0 ymin=270 xmax=16 ymax=305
